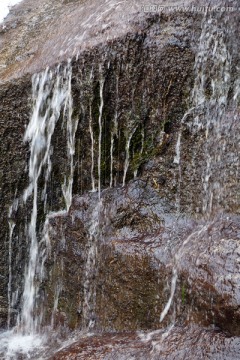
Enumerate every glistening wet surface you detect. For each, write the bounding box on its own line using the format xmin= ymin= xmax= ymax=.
xmin=0 ymin=0 xmax=240 ymax=359
xmin=50 ymin=326 xmax=240 ymax=360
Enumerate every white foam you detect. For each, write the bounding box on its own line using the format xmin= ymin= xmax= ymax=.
xmin=0 ymin=330 xmax=44 ymax=359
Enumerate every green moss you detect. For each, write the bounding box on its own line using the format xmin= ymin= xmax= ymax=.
xmin=181 ymin=284 xmax=186 ymax=305
xmin=130 ymin=130 xmax=158 ymax=173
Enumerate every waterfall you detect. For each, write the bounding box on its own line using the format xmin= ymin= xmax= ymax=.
xmin=189 ymin=14 xmax=232 ymax=216
xmin=21 ymin=68 xmax=58 ymax=334
xmin=2 ymin=56 xmax=126 ymax=350
xmin=160 ymin=10 xmax=233 ymax=324
xmin=20 ymin=62 xmax=75 ymax=334
xmin=0 ymin=60 xmax=78 ymax=359
xmin=1 ymin=4 xmax=238 ymax=357
xmin=2 ymin=57 xmax=86 ymax=358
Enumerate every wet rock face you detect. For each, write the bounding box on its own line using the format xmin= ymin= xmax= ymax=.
xmin=42 ymin=182 xmax=240 ymax=339
xmin=0 ymin=0 xmax=197 ymax=82
xmin=43 ymin=181 xmax=192 ymax=330
xmin=177 ymin=215 xmax=240 ymax=336
xmin=177 ymin=8 xmax=240 ymax=217
xmin=0 ymin=1 xmax=240 ymax=359
xmin=43 ymin=182 xmax=171 ymax=330
xmin=50 ymin=326 xmax=240 ymax=360
xmin=43 ymin=181 xmax=240 ymax=337
xmin=0 ymin=6 xmax=199 ymax=325
xmin=0 ymin=78 xmax=31 ymax=324
xmin=43 ymin=213 xmax=88 ymax=330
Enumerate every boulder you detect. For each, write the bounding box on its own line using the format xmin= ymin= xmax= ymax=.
xmin=50 ymin=325 xmax=240 ymax=359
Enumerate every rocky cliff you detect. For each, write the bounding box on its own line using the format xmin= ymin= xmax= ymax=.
xmin=0 ymin=0 xmax=240 ymax=359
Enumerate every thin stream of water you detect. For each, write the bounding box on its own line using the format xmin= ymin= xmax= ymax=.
xmin=97 ymin=71 xmax=105 ymax=199
xmin=160 ymin=10 xmax=233 ymax=324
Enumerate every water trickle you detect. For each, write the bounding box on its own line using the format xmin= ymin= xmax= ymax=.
xmin=159 ymin=268 xmax=177 ymax=323
xmin=122 ymin=126 xmax=137 ymax=187
xmin=110 ymin=131 xmax=115 ymax=187
xmin=110 ymin=73 xmax=119 ymax=188
xmin=133 ymin=127 xmax=144 ymax=179
xmin=51 ymin=280 xmax=63 ymax=329
xmin=97 ymin=72 xmax=105 ymax=199
xmin=122 ymin=135 xmax=131 ymax=187
xmin=89 ymin=103 xmax=96 ymax=192
xmin=62 ymin=60 xmax=79 ymax=211
xmin=173 ymin=131 xmax=182 ymax=213
xmin=173 ymin=133 xmax=181 ymax=166
xmin=82 ymin=200 xmax=102 ymax=330
xmin=7 ymin=221 xmax=15 ymax=330
xmin=159 ymin=222 xmax=209 ymax=324
xmin=7 ymin=199 xmax=18 ymax=330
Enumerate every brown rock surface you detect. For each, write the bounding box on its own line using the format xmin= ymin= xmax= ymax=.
xmin=0 ymin=0 xmax=197 ymax=82
xmin=42 ymin=183 xmax=240 ymax=337
xmin=50 ymin=326 xmax=240 ymax=359
xmin=0 ymin=1 xmax=240 ymax=359
xmin=0 ymin=3 xmax=199 ymax=322
xmin=176 ymin=215 xmax=240 ymax=336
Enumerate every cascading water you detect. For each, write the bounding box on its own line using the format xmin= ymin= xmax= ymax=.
xmin=191 ymin=15 xmax=232 ymax=216
xmin=160 ymin=8 xmax=238 ymax=325
xmin=2 ymin=47 xmax=146 ymax=349
xmin=89 ymin=101 xmax=96 ymax=192
xmin=172 ymin=9 xmax=235 ymax=217
xmin=0 ymin=60 xmax=77 ymax=358
xmin=82 ymin=65 xmax=107 ymax=329
xmin=2 ymin=4 xmax=239 ymax=358
xmin=21 ymin=61 xmax=74 ymax=334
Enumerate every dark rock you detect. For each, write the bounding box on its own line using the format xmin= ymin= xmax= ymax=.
xmin=0 ymin=2 xmax=240 ymax=360
xmin=0 ymin=2 xmax=200 ymax=324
